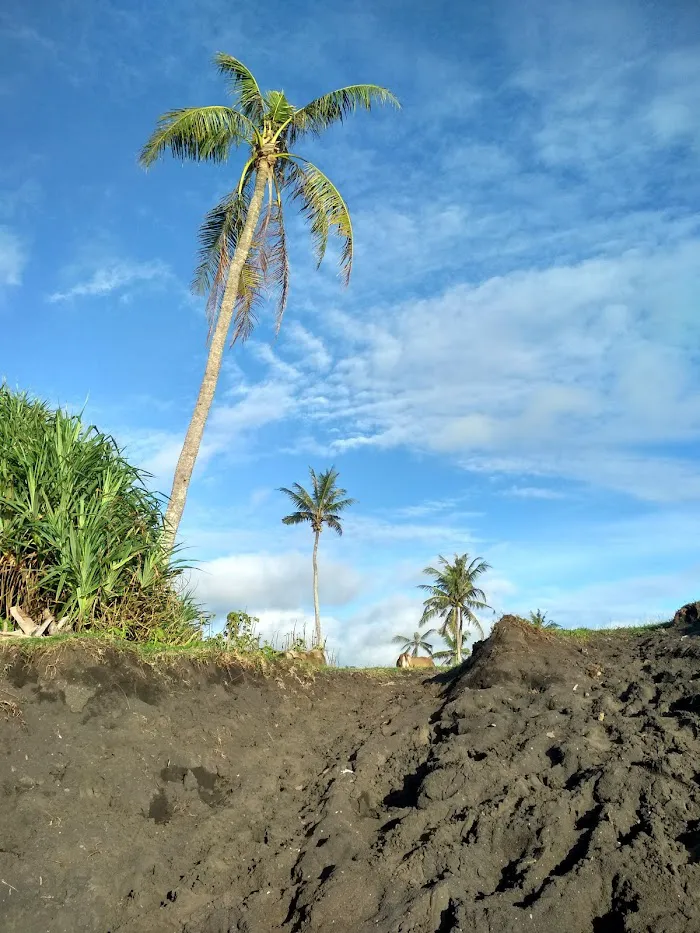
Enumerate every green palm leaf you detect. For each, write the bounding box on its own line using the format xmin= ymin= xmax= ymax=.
xmin=139 ymin=106 xmax=250 ymax=166
xmin=279 ymin=468 xmax=356 ymax=532
xmin=265 ymin=89 xmax=297 ymax=125
xmin=288 ymin=158 xmax=353 ymax=284
xmin=290 ymin=84 xmax=400 ymax=140
xmin=215 ymin=53 xmax=266 ymax=123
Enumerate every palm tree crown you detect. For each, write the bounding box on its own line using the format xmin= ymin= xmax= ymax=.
xmin=141 ymin=54 xmax=399 ymax=344
xmin=419 ymin=553 xmax=491 ymax=665
xmin=392 ymin=629 xmax=437 ymax=658
xmin=279 ymin=467 xmax=355 ymax=535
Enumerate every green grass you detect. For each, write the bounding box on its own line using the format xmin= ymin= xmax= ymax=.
xmin=554 ymin=620 xmax=672 ymax=641
xmin=0 ymin=635 xmax=435 ymax=681
xmin=0 ymin=632 xmax=306 ymax=676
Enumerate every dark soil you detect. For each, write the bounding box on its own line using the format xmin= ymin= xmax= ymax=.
xmin=2 ymin=606 xmax=700 ymax=933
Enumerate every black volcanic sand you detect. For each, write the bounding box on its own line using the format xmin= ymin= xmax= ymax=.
xmin=3 ymin=606 xmax=700 ymax=933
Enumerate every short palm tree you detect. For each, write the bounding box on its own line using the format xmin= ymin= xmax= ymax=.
xmin=279 ymin=467 xmax=355 ymax=647
xmin=419 ymin=553 xmax=491 ymax=665
xmin=391 ymin=628 xmax=437 ymax=658
xmin=528 ymin=609 xmax=560 ymax=629
xmin=431 ymin=629 xmax=467 ymax=666
xmin=140 ymin=55 xmax=399 ymax=549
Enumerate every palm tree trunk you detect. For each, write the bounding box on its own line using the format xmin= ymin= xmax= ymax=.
xmin=312 ymin=529 xmax=321 ymax=647
xmin=455 ymin=607 xmax=462 ymax=665
xmin=162 ymin=165 xmax=270 ymax=551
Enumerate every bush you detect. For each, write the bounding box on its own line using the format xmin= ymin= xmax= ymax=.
xmin=0 ymin=386 xmax=201 ymax=644
xmin=202 ymin=610 xmax=280 ymax=660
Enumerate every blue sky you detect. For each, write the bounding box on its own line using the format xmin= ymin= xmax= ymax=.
xmin=2 ymin=0 xmax=700 ymax=664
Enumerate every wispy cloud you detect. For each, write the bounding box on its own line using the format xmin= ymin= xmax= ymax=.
xmin=48 ymin=259 xmax=170 ymax=303
xmin=0 ymin=227 xmax=26 ymax=287
xmin=0 ymin=19 xmax=58 ymax=54
xmin=124 ymin=226 xmax=700 ymax=504
xmin=504 ymin=486 xmax=567 ymax=500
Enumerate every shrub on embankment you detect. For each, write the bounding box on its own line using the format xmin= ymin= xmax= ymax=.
xmin=0 ymin=386 xmax=201 ymax=644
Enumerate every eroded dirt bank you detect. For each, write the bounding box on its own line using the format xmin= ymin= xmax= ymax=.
xmin=2 ymin=606 xmax=700 ymax=933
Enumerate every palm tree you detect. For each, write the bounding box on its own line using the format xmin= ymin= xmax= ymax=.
xmin=391 ymin=628 xmax=437 ymax=658
xmin=431 ymin=629 xmax=466 ymax=667
xmin=140 ymin=55 xmax=399 ymax=549
xmin=528 ymin=609 xmax=560 ymax=629
xmin=419 ymin=553 xmax=491 ymax=665
xmin=279 ymin=467 xmax=355 ymax=647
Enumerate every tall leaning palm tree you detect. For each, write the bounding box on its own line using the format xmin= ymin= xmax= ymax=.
xmin=419 ymin=553 xmax=491 ymax=665
xmin=279 ymin=467 xmax=355 ymax=647
xmin=140 ymin=55 xmax=399 ymax=549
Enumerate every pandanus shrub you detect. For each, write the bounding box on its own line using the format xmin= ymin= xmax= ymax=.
xmin=0 ymin=386 xmax=201 ymax=643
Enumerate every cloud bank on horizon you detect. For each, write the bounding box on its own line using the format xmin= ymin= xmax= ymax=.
xmin=2 ymin=0 xmax=700 ymax=664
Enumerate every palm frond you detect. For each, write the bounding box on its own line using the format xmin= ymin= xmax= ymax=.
xmin=278 ymin=484 xmax=315 ymax=514
xmin=265 ymin=89 xmax=297 ymax=126
xmin=230 ymin=247 xmax=266 ymax=343
xmin=193 ymin=176 xmax=267 ymax=344
xmin=287 ymin=158 xmax=353 ymax=284
xmin=279 ymin=467 xmax=354 ymax=536
xmin=324 ymin=516 xmax=344 ymax=536
xmin=192 ymin=186 xmax=249 ymax=297
xmin=215 ymin=53 xmax=265 ymax=122
xmin=139 ymin=106 xmax=249 ymax=166
xmin=290 ymin=84 xmax=400 ymax=141
xmin=328 ymin=496 xmax=356 ymax=513
xmin=280 ymin=511 xmax=310 ymax=526
xmin=257 ymin=189 xmax=290 ymax=333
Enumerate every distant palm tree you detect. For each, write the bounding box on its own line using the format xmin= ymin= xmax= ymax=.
xmin=419 ymin=553 xmax=491 ymax=665
xmin=279 ymin=467 xmax=355 ymax=647
xmin=140 ymin=54 xmax=399 ymax=549
xmin=392 ymin=628 xmax=437 ymax=658
xmin=528 ymin=609 xmax=560 ymax=630
xmin=431 ymin=629 xmax=468 ymax=667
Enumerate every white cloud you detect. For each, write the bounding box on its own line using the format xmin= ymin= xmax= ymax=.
xmin=140 ymin=230 xmax=700 ymax=502
xmin=0 ymin=227 xmax=26 ymax=286
xmin=328 ymin=593 xmax=428 ymax=668
xmin=192 ymin=550 xmax=363 ymax=616
xmin=343 ymin=514 xmax=477 ymax=547
xmin=283 ymin=321 xmax=332 ymax=372
xmin=48 ymin=259 xmax=170 ymax=302
xmin=510 ymin=564 xmax=700 ymax=631
xmin=304 ymin=238 xmax=700 ymax=501
xmin=118 ymin=378 xmax=298 ymax=488
xmin=503 ymin=486 xmax=566 ymax=500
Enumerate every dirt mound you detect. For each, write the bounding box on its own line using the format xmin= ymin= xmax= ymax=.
xmin=456 ymin=614 xmax=593 ymax=690
xmin=2 ymin=617 xmax=700 ymax=933
xmin=671 ymin=600 xmax=700 ymax=634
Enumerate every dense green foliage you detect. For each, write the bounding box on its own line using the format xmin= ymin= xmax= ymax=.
xmin=0 ymin=387 xmax=201 ymax=643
